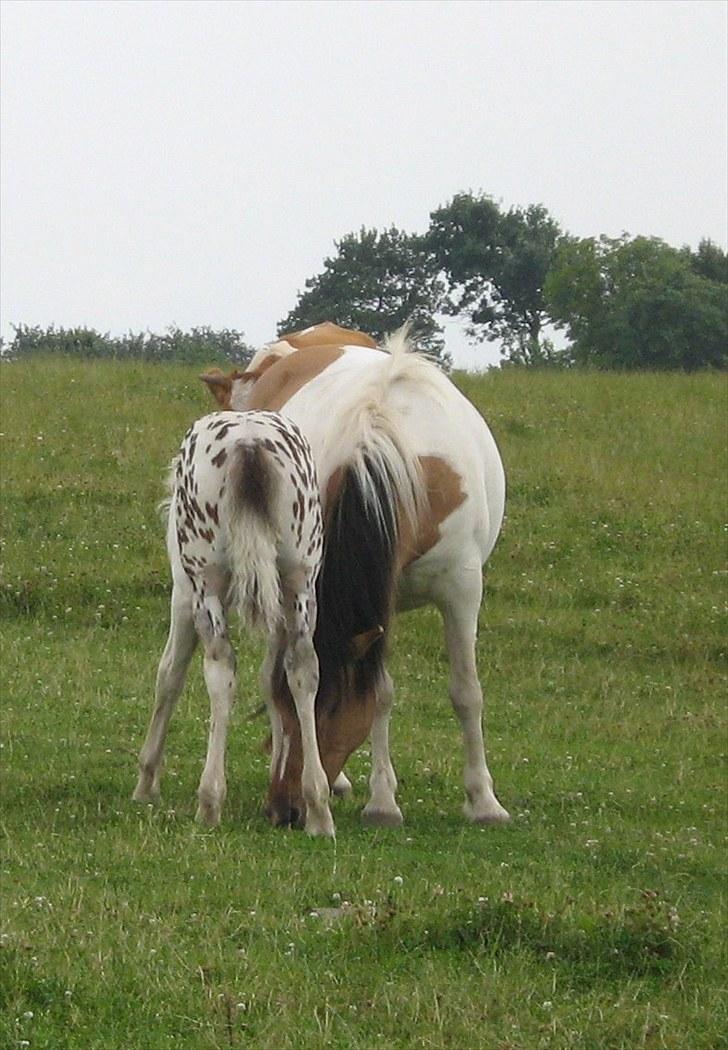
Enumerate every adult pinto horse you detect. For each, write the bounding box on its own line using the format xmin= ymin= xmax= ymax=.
xmin=201 ymin=322 xmax=510 ymax=831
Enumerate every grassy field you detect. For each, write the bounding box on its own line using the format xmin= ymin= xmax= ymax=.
xmin=1 ymin=358 xmax=726 ymax=1049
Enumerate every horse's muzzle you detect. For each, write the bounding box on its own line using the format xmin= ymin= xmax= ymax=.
xmin=264 ymin=794 xmax=306 ymax=830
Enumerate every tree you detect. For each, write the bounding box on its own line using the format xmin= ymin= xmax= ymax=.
xmin=545 ymin=235 xmax=728 ymax=370
xmin=688 ymin=239 xmax=728 ymax=285
xmin=278 ymin=227 xmax=447 ymax=360
xmin=427 ymin=193 xmax=563 ymax=365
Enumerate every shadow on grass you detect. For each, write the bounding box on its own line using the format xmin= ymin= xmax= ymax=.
xmin=0 ymin=574 xmax=168 ymax=624
xmin=348 ymin=890 xmax=694 ymax=988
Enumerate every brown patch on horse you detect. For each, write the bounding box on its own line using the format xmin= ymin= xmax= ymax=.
xmin=398 ymin=456 xmax=467 ymax=569
xmin=200 ymin=355 xmax=282 ymax=411
xmin=199 ymin=368 xmax=239 ymax=408
xmin=282 ymin=322 xmax=377 ymax=350
xmin=245 ymin=345 xmax=345 ymax=412
xmin=316 ymin=690 xmax=378 ymax=785
xmin=202 ymin=329 xmax=377 ymax=413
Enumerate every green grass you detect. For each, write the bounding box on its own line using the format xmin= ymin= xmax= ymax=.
xmin=1 ymin=359 xmax=726 ymax=1049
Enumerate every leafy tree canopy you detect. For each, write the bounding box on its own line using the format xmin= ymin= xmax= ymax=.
xmin=278 ymin=227 xmax=447 ymax=360
xmin=427 ymin=193 xmax=563 ymax=365
xmin=687 ymin=238 xmax=728 ymax=285
xmin=545 ymin=235 xmax=728 ymax=371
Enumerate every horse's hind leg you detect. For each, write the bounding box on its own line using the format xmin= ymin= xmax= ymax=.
xmin=195 ymin=594 xmax=237 ymax=827
xmin=133 ymin=584 xmax=197 ymax=804
xmin=437 ymin=569 xmax=510 ymax=825
xmin=362 ymin=670 xmax=403 ymax=826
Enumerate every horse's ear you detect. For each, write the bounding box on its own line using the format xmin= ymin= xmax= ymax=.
xmin=350 ymin=625 xmax=385 ymax=661
xmin=200 ymin=369 xmax=233 ymax=407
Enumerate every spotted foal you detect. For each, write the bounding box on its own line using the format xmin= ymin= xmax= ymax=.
xmin=132 ymin=410 xmax=333 ymax=836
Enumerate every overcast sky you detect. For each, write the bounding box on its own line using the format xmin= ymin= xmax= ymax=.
xmin=1 ymin=0 xmax=726 ymax=367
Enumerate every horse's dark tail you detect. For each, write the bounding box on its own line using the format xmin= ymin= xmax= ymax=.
xmin=273 ymin=331 xmax=427 ymax=713
xmin=314 ymin=397 xmax=426 ymax=708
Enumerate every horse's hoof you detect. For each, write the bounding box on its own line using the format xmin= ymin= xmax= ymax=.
xmin=465 ymin=801 xmax=511 ymax=825
xmin=361 ymin=805 xmax=404 ymax=828
xmin=331 ymin=773 xmax=353 ymax=799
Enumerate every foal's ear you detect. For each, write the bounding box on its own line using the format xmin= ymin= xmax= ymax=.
xmin=200 ymin=368 xmax=233 ymax=407
xmin=350 ymin=625 xmax=385 ymax=661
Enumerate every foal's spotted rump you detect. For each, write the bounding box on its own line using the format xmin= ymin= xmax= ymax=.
xmin=173 ymin=411 xmax=322 ymax=628
xmin=133 ymin=410 xmax=335 ymax=836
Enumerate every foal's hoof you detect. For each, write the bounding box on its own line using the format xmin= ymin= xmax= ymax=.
xmin=132 ymin=781 xmax=160 ymax=805
xmin=361 ymin=805 xmax=404 ymax=828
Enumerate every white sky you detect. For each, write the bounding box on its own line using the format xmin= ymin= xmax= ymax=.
xmin=1 ymin=0 xmax=726 ymax=368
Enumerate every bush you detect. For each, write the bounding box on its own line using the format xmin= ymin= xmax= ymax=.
xmin=2 ymin=324 xmax=254 ymax=366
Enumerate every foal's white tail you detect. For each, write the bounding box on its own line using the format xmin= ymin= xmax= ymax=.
xmin=226 ymin=442 xmax=282 ymax=631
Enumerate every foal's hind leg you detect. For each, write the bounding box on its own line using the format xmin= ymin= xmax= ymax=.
xmin=437 ymin=570 xmax=510 ymax=825
xmin=283 ymin=588 xmax=334 ymax=838
xmin=362 ymin=670 xmax=403 ymax=826
xmin=261 ymin=634 xmax=285 ymax=781
xmin=133 ymin=584 xmax=197 ymax=804
xmin=195 ymin=594 xmax=237 ymax=827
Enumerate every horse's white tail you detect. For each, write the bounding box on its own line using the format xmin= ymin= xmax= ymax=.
xmin=226 ymin=442 xmax=282 ymax=632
